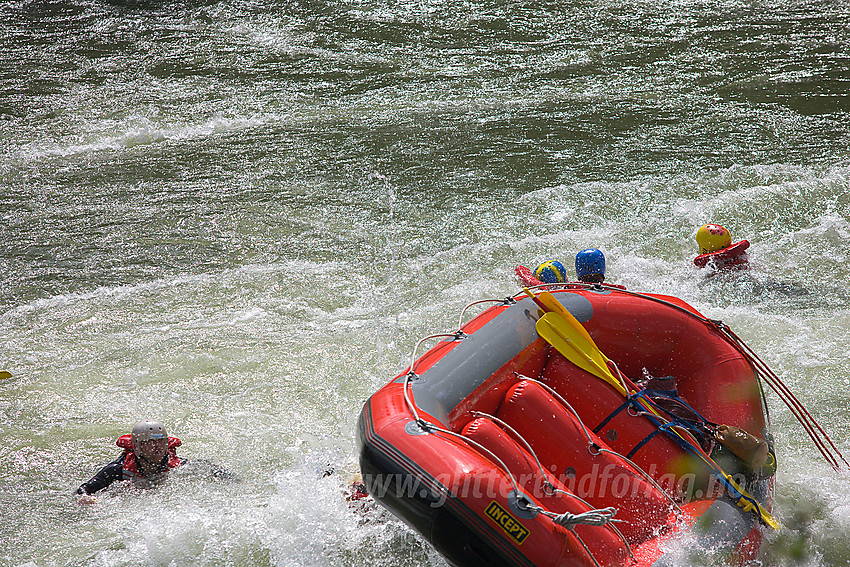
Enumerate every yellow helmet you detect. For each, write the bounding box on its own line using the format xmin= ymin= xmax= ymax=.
xmin=695 ymin=224 xmax=732 ymax=254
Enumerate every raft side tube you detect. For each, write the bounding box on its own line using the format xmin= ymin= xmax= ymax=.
xmin=541 ymin=352 xmax=708 ymax=498
xmin=495 ymin=380 xmax=675 ymax=544
xmin=360 ymin=400 xmax=620 ymax=567
xmin=566 ymin=290 xmax=766 ymax=435
xmin=402 ymin=295 xmax=593 ymax=426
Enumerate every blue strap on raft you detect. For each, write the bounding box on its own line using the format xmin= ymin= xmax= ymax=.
xmin=592 ymin=379 xmax=717 ymax=460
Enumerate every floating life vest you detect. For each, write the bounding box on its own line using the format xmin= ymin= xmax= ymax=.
xmin=515 ymin=265 xmax=547 ymax=288
xmin=693 ymin=239 xmax=750 ymax=269
xmin=116 ymin=434 xmax=183 ymax=480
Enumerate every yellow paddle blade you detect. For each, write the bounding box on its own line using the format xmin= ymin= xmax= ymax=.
xmin=536 ymin=291 xmax=598 ymax=348
xmin=522 ymin=287 xmax=602 ymax=353
xmin=0 ymin=371 xmax=10 ymax=380
xmin=536 ymin=312 xmax=627 ymax=396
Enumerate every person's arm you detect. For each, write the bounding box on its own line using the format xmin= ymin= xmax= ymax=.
xmin=180 ymin=458 xmax=236 ymax=481
xmin=76 ymin=456 xmax=125 ymax=497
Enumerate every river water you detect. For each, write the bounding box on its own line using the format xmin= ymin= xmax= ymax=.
xmin=1 ymin=0 xmax=849 ymax=565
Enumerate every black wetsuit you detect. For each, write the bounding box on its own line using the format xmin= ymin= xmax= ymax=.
xmin=77 ymin=454 xmax=232 ymax=495
xmin=76 ymin=453 xmax=185 ymax=495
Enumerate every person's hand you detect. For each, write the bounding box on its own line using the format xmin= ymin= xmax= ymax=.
xmin=77 ymin=493 xmax=98 ymax=505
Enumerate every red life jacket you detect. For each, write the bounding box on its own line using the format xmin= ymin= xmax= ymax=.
xmin=694 ymin=239 xmax=750 ymax=269
xmin=116 ymin=434 xmax=183 ymax=481
xmin=515 ymin=265 xmax=547 ymax=288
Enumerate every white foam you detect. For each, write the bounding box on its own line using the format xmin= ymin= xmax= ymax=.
xmin=9 ymin=112 xmax=277 ymax=163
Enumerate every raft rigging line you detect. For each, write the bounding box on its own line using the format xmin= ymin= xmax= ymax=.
xmin=520 ymin=282 xmax=848 ymax=473
xmin=401 ymin=369 xmax=623 ymax=567
xmin=522 ymin=505 xmax=620 ymax=567
xmin=469 ymin=409 xmax=635 ymax=561
xmin=519 ymin=287 xmax=779 ymax=528
xmin=717 ymin=322 xmax=848 ymax=472
xmin=511 ymin=376 xmax=683 ymax=517
xmin=399 ymin=298 xmax=638 ymax=567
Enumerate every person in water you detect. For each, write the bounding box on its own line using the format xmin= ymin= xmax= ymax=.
xmin=575 ymin=248 xmax=627 ymax=289
xmin=693 ymin=223 xmax=750 ymax=270
xmin=532 ymin=259 xmax=568 ymax=284
xmin=523 ymin=250 xmax=621 ymax=288
xmin=574 ymin=248 xmax=606 ymax=283
xmin=693 ymin=223 xmax=809 ymax=298
xmin=532 ymin=251 xmax=608 ymax=284
xmin=76 ymin=419 xmax=229 ymax=503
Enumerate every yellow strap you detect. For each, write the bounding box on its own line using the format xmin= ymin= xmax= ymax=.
xmin=724 ymin=473 xmax=781 ymax=529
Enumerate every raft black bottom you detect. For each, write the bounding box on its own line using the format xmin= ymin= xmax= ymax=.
xmin=359 ymin=442 xmax=532 ymax=567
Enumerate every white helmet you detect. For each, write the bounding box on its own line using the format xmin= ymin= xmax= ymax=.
xmin=131 ymin=420 xmax=167 ymax=445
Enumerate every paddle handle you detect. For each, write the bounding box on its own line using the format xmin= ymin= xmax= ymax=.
xmin=522 ymin=287 xmax=550 ymax=312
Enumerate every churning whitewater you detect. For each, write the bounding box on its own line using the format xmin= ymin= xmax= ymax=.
xmin=1 ymin=0 xmax=849 ymax=565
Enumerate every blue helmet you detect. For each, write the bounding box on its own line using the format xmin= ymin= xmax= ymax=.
xmin=575 ymin=249 xmax=605 ymax=282
xmin=533 ymin=260 xmax=568 ymax=283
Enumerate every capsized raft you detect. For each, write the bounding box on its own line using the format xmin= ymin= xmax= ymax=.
xmin=357 ymin=286 xmax=776 ymax=567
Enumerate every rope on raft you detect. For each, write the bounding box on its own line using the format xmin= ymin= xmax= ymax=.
xmin=549 ymin=506 xmax=618 ymax=529
xmin=469 ymin=409 xmax=635 ymax=562
xmin=514 ymin=376 xmax=684 ymax=516
xmin=401 ymin=324 xmax=633 ymax=567
xmin=716 ymin=322 xmax=849 ymax=472
xmin=505 ymin=499 xmax=620 ymax=531
xmin=518 ymin=282 xmax=848 ymax=473
xmin=523 ymin=503 xmax=620 ymax=567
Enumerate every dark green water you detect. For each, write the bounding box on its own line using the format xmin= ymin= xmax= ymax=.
xmin=1 ymin=0 xmax=849 ymax=565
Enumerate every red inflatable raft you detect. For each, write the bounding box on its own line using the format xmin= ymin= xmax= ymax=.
xmin=357 ymin=285 xmax=777 ymax=567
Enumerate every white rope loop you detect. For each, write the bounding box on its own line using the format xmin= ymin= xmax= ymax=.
xmin=550 ymin=507 xmax=618 ymax=530
xmin=524 ymin=503 xmax=622 ymax=567
xmin=515 ymin=374 xmax=683 ymax=518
